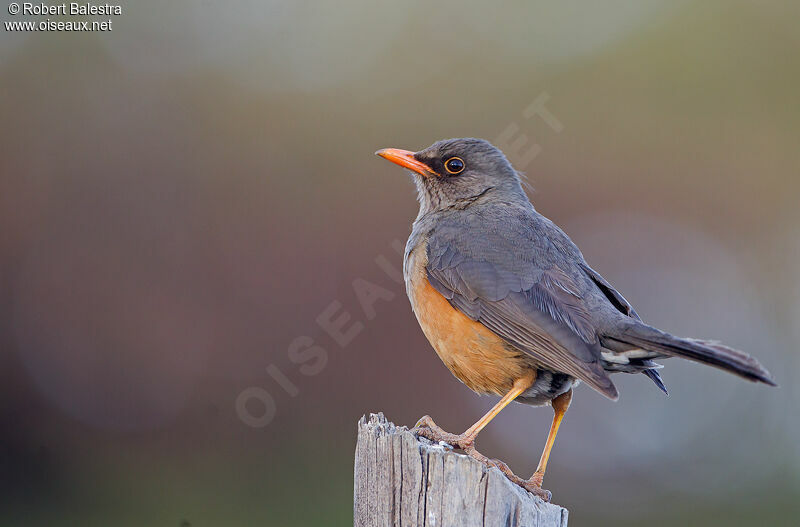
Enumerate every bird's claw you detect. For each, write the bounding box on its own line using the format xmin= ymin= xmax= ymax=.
xmin=521 ymin=482 xmax=552 ymax=502
xmin=410 ymin=415 xmax=552 ymax=502
xmin=481 ymin=461 xmax=552 ymax=502
xmin=485 ymin=458 xmax=511 ymax=472
xmin=519 ymin=472 xmax=551 ymax=501
xmin=411 ymin=415 xmax=473 ymax=449
xmin=412 ymin=415 xmax=435 ymax=431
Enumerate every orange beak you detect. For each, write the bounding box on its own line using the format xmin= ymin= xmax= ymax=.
xmin=375 ymin=148 xmax=437 ymax=177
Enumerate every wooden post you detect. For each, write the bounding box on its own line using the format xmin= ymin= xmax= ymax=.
xmin=354 ymin=413 xmax=568 ymax=527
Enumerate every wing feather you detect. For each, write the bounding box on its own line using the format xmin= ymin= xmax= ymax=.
xmin=427 ymin=257 xmax=618 ymax=399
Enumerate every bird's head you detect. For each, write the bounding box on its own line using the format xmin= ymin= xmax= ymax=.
xmin=376 ymin=138 xmax=527 ymax=213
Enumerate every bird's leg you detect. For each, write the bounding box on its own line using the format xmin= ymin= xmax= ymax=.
xmin=412 ymin=371 xmax=536 ymax=459
xmin=521 ymin=388 xmax=572 ymax=501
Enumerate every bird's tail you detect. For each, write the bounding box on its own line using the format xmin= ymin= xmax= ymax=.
xmin=602 ymin=321 xmax=776 ymax=386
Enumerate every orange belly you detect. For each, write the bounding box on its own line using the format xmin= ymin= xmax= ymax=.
xmin=407 ymin=263 xmax=538 ymax=396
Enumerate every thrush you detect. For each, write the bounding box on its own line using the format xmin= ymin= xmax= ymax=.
xmin=375 ymin=138 xmax=776 ymax=501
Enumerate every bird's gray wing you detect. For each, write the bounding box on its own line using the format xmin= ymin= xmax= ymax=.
xmin=425 ymin=220 xmax=619 ymax=399
xmin=579 ymin=263 xmax=641 ymax=321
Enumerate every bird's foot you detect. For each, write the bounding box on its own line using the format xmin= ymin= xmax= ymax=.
xmin=412 ymin=416 xmax=496 ymax=468
xmin=471 ymin=459 xmax=552 ymax=501
xmin=520 ymin=471 xmax=552 ymax=501
xmin=411 ymin=415 xmax=477 ymax=451
xmin=411 ymin=416 xmax=551 ymax=501
xmin=492 ymin=468 xmax=552 ymax=501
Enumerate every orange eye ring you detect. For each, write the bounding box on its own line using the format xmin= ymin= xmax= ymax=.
xmin=444 ymin=157 xmax=465 ymax=174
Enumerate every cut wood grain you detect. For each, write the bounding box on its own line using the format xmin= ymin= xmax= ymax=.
xmin=354 ymin=413 xmax=568 ymax=527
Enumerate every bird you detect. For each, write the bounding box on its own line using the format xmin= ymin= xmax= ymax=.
xmin=375 ymin=138 xmax=776 ymax=501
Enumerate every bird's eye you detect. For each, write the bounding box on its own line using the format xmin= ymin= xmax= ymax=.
xmin=444 ymin=157 xmax=465 ymax=174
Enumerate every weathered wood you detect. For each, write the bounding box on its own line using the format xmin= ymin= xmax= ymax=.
xmin=354 ymin=413 xmax=568 ymax=527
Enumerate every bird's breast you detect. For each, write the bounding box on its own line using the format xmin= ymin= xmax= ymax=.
xmin=404 ymin=239 xmax=540 ymax=396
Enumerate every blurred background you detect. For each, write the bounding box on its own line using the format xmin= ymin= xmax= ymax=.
xmin=1 ymin=1 xmax=799 ymax=525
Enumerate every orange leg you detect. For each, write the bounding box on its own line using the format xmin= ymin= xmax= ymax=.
xmin=413 ymin=371 xmax=536 ymax=453
xmin=526 ymin=388 xmax=572 ymax=492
